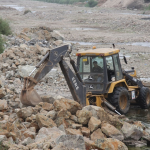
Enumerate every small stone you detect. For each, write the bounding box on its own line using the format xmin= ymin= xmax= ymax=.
xmin=42 ymin=102 xmax=54 ymax=111
xmin=66 ymin=128 xmax=82 ymax=136
xmin=0 ymin=100 xmax=7 ymax=110
xmin=72 ymin=123 xmax=82 ymax=129
xmin=81 ymin=127 xmax=90 ymax=138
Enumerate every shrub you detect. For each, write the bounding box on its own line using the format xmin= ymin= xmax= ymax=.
xmin=145 ymin=4 xmax=150 ymax=10
xmin=0 ymin=18 xmax=12 ymax=36
xmin=144 ymin=0 xmax=150 ymax=3
xmin=0 ymin=35 xmax=4 ymax=54
xmin=24 ymin=9 xmax=31 ymax=15
xmin=86 ymin=0 xmax=98 ymax=7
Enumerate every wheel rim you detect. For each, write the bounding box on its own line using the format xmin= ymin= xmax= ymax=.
xmin=119 ymin=95 xmax=128 ymax=110
xmin=146 ymin=92 xmax=150 ymax=105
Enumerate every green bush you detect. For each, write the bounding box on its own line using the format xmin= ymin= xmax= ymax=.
xmin=0 ymin=35 xmax=4 ymax=54
xmin=24 ymin=9 xmax=31 ymax=15
xmin=145 ymin=4 xmax=150 ymax=10
xmin=33 ymin=0 xmax=88 ymax=4
xmin=86 ymin=0 xmax=98 ymax=7
xmin=144 ymin=0 xmax=150 ymax=3
xmin=0 ymin=18 xmax=12 ymax=36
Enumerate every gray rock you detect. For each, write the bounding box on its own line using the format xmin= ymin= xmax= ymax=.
xmin=35 ymin=127 xmax=65 ymax=142
xmin=52 ymin=142 xmax=69 ymax=150
xmin=101 ymin=122 xmax=124 ymax=141
xmin=0 ymin=100 xmax=8 ymax=110
xmin=6 ymin=70 xmax=14 ymax=79
xmin=46 ymin=110 xmax=57 ymax=120
xmin=56 ymin=135 xmax=85 ymax=150
xmin=51 ymin=30 xmax=64 ymax=41
xmin=21 ymin=137 xmax=35 ymax=146
xmin=41 ymin=95 xmax=55 ymax=104
xmin=121 ymin=122 xmax=143 ymax=140
xmin=0 ymin=135 xmax=7 ymax=142
xmin=17 ymin=106 xmax=33 ymax=119
xmin=18 ymin=65 xmax=35 ymax=78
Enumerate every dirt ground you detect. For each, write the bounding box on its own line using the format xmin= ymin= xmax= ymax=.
xmin=1 ymin=0 xmax=150 ymax=81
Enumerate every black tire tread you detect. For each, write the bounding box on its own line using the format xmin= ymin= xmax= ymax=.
xmin=108 ymin=87 xmax=130 ymax=114
xmin=139 ymin=87 xmax=150 ymax=109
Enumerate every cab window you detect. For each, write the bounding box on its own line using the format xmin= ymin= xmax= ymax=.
xmin=113 ymin=54 xmax=123 ymax=80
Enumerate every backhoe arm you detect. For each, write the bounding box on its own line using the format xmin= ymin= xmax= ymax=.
xmin=59 ymin=60 xmax=86 ymax=106
xmin=20 ymin=45 xmax=86 ymax=107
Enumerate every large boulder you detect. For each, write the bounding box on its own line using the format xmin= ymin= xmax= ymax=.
xmin=53 ymin=98 xmax=81 ymax=115
xmin=121 ymin=122 xmax=143 ymax=140
xmin=90 ymin=128 xmax=105 ymax=143
xmin=18 ymin=65 xmax=35 ymax=78
xmin=36 ymin=113 xmax=56 ymax=128
xmin=32 ymin=127 xmax=65 ymax=149
xmin=84 ymin=137 xmax=103 ymax=150
xmin=88 ymin=116 xmax=101 ymax=132
xmin=83 ymin=105 xmax=123 ymax=129
xmin=95 ymin=138 xmax=128 ymax=150
xmin=76 ymin=109 xmax=92 ymax=125
xmin=101 ymin=122 xmax=124 ymax=141
xmin=56 ymin=135 xmax=85 ymax=150
xmin=17 ymin=107 xmax=33 ymax=119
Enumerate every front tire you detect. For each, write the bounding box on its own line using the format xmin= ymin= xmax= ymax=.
xmin=139 ymin=87 xmax=150 ymax=109
xmin=108 ymin=87 xmax=130 ymax=114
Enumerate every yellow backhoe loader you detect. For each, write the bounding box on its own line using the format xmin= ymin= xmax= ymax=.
xmin=20 ymin=44 xmax=150 ymax=114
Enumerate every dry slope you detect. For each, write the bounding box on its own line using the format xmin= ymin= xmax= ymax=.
xmin=102 ymin=0 xmax=146 ymax=9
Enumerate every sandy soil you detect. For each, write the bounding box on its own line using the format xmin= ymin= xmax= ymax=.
xmin=1 ymin=0 xmax=150 ymax=81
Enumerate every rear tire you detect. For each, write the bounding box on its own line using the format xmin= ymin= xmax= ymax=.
xmin=139 ymin=87 xmax=150 ymax=109
xmin=108 ymin=87 xmax=130 ymax=114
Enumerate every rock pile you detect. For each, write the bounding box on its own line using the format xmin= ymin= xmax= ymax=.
xmin=0 ymin=98 xmax=150 ymax=150
xmin=0 ymin=26 xmax=72 ymax=109
xmin=0 ymin=26 xmax=150 ymax=150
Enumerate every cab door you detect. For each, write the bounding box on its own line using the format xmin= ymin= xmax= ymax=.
xmin=105 ymin=54 xmax=123 ymax=82
xmin=113 ymin=54 xmax=123 ymax=81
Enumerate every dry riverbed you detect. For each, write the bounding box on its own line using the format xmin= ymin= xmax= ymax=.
xmin=1 ymin=0 xmax=150 ymax=82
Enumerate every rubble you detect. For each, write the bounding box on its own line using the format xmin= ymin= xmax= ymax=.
xmin=1 ymin=27 xmax=150 ymax=150
xmin=0 ymin=96 xmax=150 ymax=149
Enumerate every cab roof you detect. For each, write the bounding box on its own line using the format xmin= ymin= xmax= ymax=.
xmin=76 ymin=48 xmax=120 ymax=57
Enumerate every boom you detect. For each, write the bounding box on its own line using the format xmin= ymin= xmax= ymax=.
xmin=20 ymin=45 xmax=86 ymax=106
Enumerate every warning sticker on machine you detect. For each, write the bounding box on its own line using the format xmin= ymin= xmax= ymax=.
xmin=132 ymin=91 xmax=135 ymax=99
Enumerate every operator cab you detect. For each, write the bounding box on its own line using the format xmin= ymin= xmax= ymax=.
xmin=77 ymin=48 xmax=123 ymax=94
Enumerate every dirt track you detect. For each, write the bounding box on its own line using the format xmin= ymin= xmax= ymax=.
xmin=1 ymin=0 xmax=150 ymax=81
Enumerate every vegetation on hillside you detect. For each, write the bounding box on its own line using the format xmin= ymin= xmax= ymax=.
xmin=0 ymin=18 xmax=12 ymax=54
xmin=144 ymin=0 xmax=150 ymax=3
xmin=0 ymin=18 xmax=12 ymax=36
xmin=145 ymin=4 xmax=150 ymax=10
xmin=33 ymin=0 xmax=98 ymax=7
xmin=86 ymin=0 xmax=98 ymax=7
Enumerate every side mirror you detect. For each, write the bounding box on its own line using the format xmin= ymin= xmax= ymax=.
xmin=123 ymin=56 xmax=127 ymax=64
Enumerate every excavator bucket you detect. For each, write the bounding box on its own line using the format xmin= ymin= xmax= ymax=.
xmin=20 ymin=88 xmax=42 ymax=106
xmin=20 ymin=77 xmax=43 ymax=106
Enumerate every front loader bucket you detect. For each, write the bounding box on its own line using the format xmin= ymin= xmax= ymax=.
xmin=20 ymin=88 xmax=43 ymax=106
